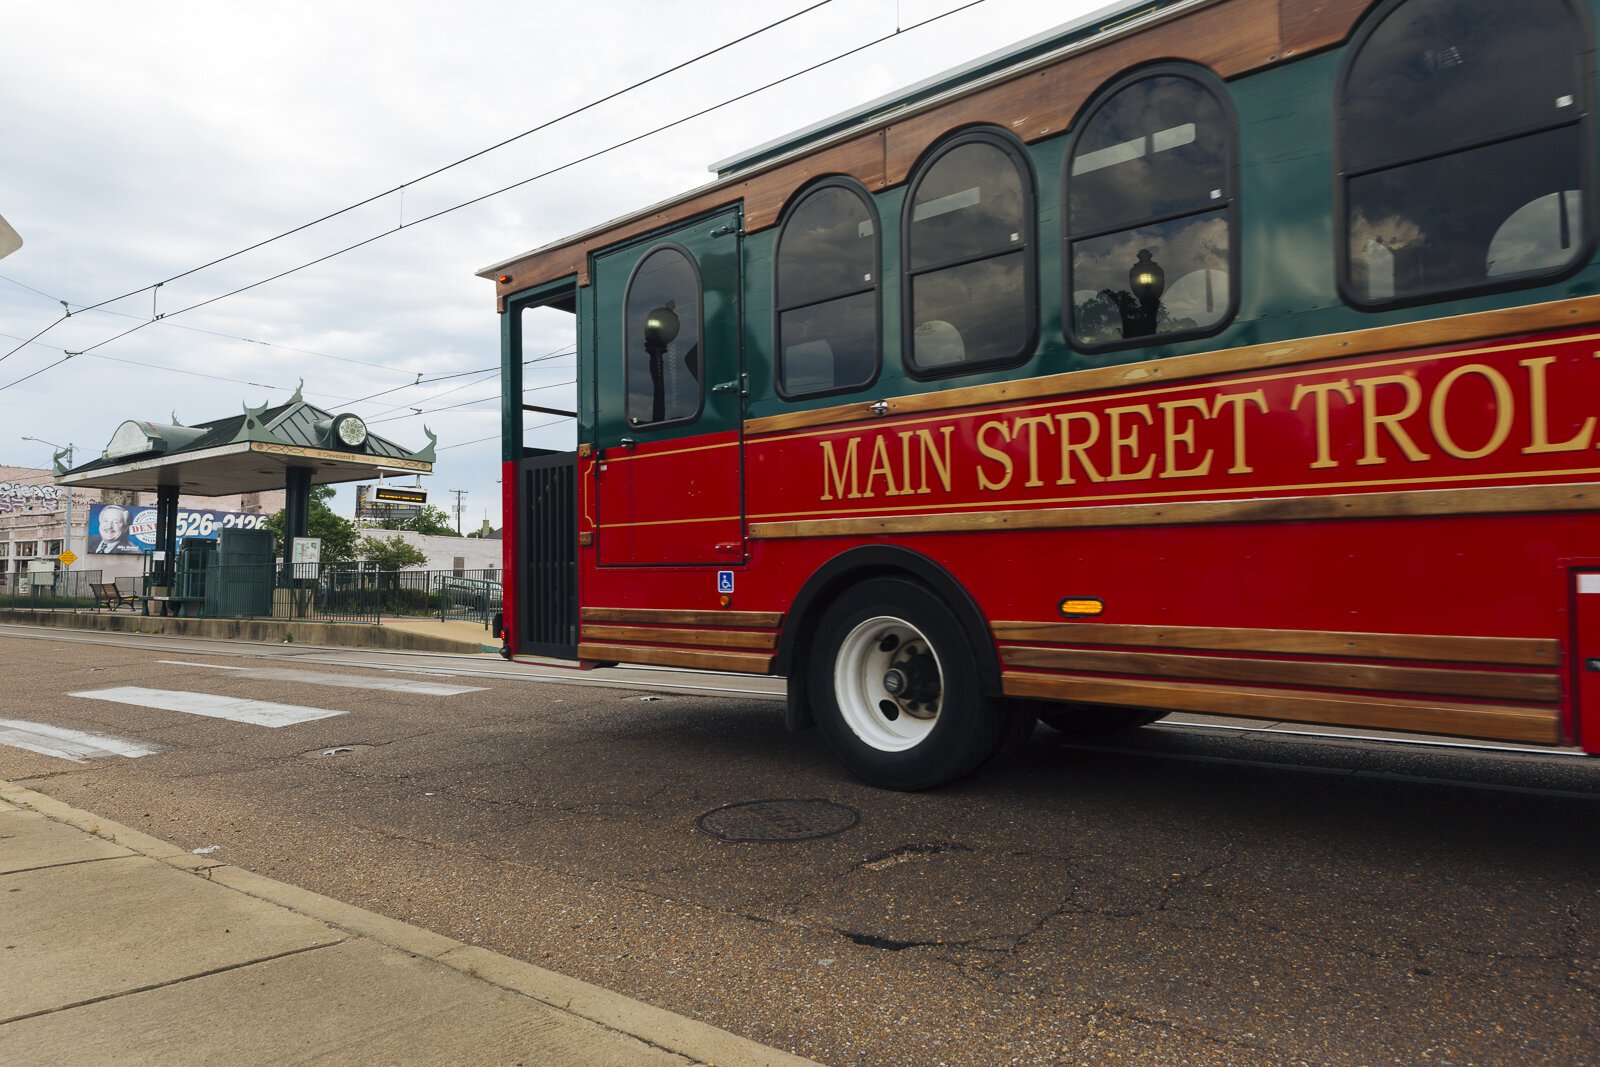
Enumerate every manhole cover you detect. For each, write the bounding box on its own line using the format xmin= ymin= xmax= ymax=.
xmin=695 ymin=798 xmax=859 ymax=843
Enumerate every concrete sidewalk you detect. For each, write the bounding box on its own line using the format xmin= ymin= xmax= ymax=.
xmin=0 ymin=781 xmax=816 ymax=1067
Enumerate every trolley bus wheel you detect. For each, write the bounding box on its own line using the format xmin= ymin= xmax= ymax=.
xmin=1021 ymin=700 xmax=1166 ymax=740
xmin=810 ymin=577 xmax=1007 ymax=790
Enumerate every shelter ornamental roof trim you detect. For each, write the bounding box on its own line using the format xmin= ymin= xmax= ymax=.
xmin=55 ymin=392 xmax=435 ymax=496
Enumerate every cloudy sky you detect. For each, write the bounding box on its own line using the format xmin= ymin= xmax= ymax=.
xmin=1 ymin=0 xmax=1106 ymax=530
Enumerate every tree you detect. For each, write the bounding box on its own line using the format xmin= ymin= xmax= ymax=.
xmin=370 ymin=505 xmax=457 ymax=536
xmin=263 ymin=485 xmax=359 ymax=564
xmin=355 ymin=534 xmax=428 ymax=571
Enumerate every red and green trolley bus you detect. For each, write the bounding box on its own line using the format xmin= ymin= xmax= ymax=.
xmin=483 ymin=0 xmax=1600 ymax=789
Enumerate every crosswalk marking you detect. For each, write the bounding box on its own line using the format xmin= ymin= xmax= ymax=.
xmin=158 ymin=661 xmax=484 ymax=695
xmin=69 ymin=687 xmax=346 ymax=728
xmin=0 ymin=719 xmax=161 ymax=762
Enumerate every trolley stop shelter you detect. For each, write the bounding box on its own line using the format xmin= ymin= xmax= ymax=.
xmin=55 ymin=386 xmax=435 ymax=613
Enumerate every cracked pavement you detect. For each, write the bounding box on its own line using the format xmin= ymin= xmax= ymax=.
xmin=2 ymin=628 xmax=1598 ymax=1065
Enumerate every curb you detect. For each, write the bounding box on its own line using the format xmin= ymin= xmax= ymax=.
xmin=0 ymin=780 xmax=818 ymax=1067
xmin=0 ymin=608 xmax=493 ymax=656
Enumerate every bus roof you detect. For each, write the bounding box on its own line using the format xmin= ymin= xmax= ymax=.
xmin=708 ymin=0 xmax=1182 ymax=177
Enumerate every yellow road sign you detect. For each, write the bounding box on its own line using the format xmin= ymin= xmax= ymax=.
xmin=58 ymin=549 xmax=78 ymax=567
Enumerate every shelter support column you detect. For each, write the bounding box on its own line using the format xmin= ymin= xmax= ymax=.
xmin=153 ymin=485 xmax=179 ymax=589
xmin=282 ymin=467 xmax=312 ymax=576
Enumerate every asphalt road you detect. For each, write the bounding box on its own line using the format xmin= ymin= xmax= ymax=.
xmin=2 ymin=623 xmax=1597 ymax=1066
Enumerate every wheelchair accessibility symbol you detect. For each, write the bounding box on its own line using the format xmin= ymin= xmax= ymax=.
xmin=717 ymin=570 xmax=735 ymax=595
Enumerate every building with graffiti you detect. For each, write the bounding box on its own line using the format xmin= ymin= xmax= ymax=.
xmin=0 ymin=464 xmax=282 ymax=588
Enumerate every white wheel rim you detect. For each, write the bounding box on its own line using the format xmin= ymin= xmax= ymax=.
xmin=832 ymin=615 xmax=944 ymax=753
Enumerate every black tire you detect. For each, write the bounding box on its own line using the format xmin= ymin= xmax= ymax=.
xmin=1020 ymin=699 xmax=1166 ymax=740
xmin=808 ymin=577 xmax=1006 ymax=790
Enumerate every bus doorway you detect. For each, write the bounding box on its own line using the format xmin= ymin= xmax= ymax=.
xmin=590 ymin=209 xmax=744 ymax=567
xmin=509 ymin=287 xmax=580 ymax=659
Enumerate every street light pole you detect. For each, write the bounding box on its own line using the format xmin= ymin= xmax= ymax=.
xmin=20 ymin=435 xmax=73 ymax=570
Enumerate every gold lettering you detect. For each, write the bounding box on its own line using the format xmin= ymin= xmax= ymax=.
xmin=1157 ymin=397 xmax=1214 ymax=479
xmin=916 ymin=428 xmax=953 ymax=494
xmin=821 ymin=437 xmax=861 ymax=501
xmin=864 ymin=435 xmax=899 ymax=498
xmin=1430 ymin=364 xmax=1512 ymax=461
xmin=1356 ymin=375 xmax=1429 ymax=465
xmin=976 ymin=420 xmax=1014 ymax=491
xmin=1012 ymin=415 xmax=1055 ymax=488
xmin=1054 ymin=411 xmax=1104 ymax=485
xmin=1106 ymin=405 xmax=1156 ymax=482
xmin=1521 ymin=355 xmax=1596 ymax=454
xmin=1290 ymin=380 xmax=1353 ymax=469
xmin=1212 ymin=389 xmax=1270 ymax=474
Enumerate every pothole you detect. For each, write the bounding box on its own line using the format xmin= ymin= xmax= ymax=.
xmin=695 ymin=798 xmax=859 ymax=843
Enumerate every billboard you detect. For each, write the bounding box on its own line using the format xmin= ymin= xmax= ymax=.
xmin=356 ymin=484 xmax=425 ymax=521
xmin=87 ymin=503 xmax=268 ymax=555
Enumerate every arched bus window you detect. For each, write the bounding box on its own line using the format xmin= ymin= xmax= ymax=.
xmin=624 ymin=245 xmax=703 ymax=429
xmin=774 ymin=179 xmax=880 ymax=398
xmin=902 ymin=128 xmax=1036 ymax=377
xmin=1339 ymin=0 xmax=1592 ymax=307
xmin=1066 ymin=66 xmax=1237 ymax=350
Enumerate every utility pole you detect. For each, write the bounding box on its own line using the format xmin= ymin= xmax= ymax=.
xmin=450 ymin=489 xmax=467 ymax=535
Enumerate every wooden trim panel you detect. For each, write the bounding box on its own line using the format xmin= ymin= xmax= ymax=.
xmin=748 ymin=483 xmax=1600 ymax=540
xmin=578 ymin=642 xmax=775 ymax=675
xmin=581 ymin=607 xmax=783 ymax=628
xmin=1000 ymin=646 xmax=1560 ymax=703
xmin=581 ymin=624 xmax=778 ymax=651
xmin=745 ymin=297 xmax=1600 ymax=437
xmin=991 ymin=621 xmax=1561 ymax=667
xmin=1002 ymin=672 xmax=1562 ymax=745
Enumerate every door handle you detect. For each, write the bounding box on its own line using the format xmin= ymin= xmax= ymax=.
xmin=617 ymin=437 xmax=636 ymax=452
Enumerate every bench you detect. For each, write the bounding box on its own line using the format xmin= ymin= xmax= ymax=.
xmin=143 ymin=586 xmax=205 ymax=617
xmin=92 ymin=581 xmax=140 ymax=612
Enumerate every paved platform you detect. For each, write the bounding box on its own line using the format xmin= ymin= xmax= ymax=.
xmin=0 ymin=608 xmax=500 ymax=656
xmin=0 ymin=781 xmax=816 ymax=1067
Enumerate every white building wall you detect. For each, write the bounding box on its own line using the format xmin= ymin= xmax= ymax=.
xmin=361 ymin=529 xmax=503 ymax=574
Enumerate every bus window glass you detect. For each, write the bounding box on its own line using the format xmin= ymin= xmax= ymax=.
xmin=624 ymin=247 xmax=701 ymax=427
xmin=775 ymin=183 xmax=879 ymax=396
xmin=904 ymin=132 xmax=1035 ymax=375
xmin=910 ymin=252 xmax=1028 ymax=366
xmin=1067 ymin=71 xmax=1235 ymax=348
xmin=1340 ymin=0 xmax=1589 ymax=305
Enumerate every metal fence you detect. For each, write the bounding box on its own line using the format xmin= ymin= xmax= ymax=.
xmin=1 ymin=562 xmax=503 ymax=629
xmin=0 ymin=568 xmax=104 ymax=611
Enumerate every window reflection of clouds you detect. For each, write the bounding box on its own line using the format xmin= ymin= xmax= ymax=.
xmin=780 ymin=291 xmax=875 ymax=394
xmin=909 ymin=142 xmax=1025 ymax=271
xmin=911 ymin=253 xmax=1027 ymax=368
xmin=1070 ymin=76 xmax=1227 ymax=229
xmin=625 ymin=249 xmax=701 ymax=426
xmin=776 ymin=183 xmax=879 ymax=396
xmin=1343 ymin=0 xmax=1576 ymax=173
xmin=1346 ymin=125 xmax=1583 ymax=302
xmin=779 ymin=187 xmax=875 ymax=309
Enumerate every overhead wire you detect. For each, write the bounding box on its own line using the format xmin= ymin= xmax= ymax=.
xmin=0 ymin=0 xmax=838 ymax=364
xmin=0 ymin=0 xmax=989 ymax=394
